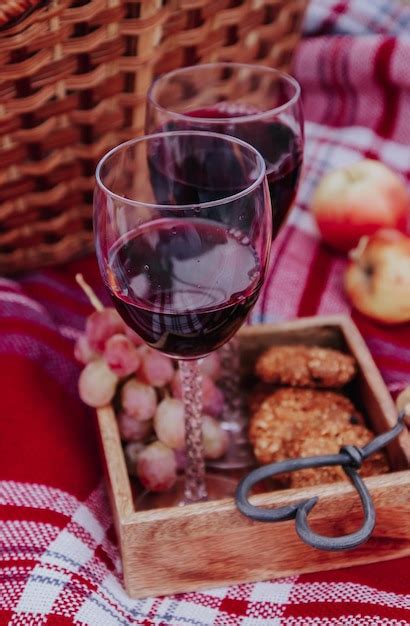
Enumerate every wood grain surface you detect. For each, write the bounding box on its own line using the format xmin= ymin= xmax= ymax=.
xmin=121 ymin=473 xmax=410 ymax=597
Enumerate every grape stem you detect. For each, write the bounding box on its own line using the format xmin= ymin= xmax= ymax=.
xmin=348 ymin=236 xmax=369 ymax=263
xmin=75 ymin=273 xmax=104 ymax=311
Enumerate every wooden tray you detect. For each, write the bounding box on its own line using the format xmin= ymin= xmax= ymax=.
xmin=96 ymin=315 xmax=410 ymax=598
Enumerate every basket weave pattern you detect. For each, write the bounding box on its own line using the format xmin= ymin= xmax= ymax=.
xmin=0 ymin=0 xmax=307 ymax=274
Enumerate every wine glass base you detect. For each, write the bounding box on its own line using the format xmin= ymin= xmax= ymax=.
xmin=206 ymin=451 xmax=255 ymax=470
xmin=135 ymin=474 xmax=238 ymax=511
xmin=207 ymin=441 xmax=256 ymax=470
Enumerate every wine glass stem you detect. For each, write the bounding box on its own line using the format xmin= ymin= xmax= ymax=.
xmin=179 ymin=359 xmax=207 ymax=503
xmin=220 ymin=337 xmax=244 ymax=424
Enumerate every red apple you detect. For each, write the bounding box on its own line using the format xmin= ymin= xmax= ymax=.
xmin=312 ymin=160 xmax=409 ymax=253
xmin=344 ymin=229 xmax=410 ymax=324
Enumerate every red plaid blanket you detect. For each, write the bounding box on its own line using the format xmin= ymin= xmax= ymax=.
xmin=1 ymin=0 xmax=410 ymax=624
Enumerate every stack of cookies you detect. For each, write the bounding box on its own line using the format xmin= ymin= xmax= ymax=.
xmin=248 ymin=345 xmax=389 ymax=488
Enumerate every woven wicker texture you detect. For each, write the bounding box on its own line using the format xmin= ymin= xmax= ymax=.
xmin=0 ymin=0 xmax=307 ymax=274
xmin=0 ymin=0 xmax=44 ymax=28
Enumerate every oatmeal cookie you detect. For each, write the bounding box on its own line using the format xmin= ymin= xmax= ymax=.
xmin=249 ymin=388 xmax=364 ymax=464
xmin=255 ymin=345 xmax=356 ymax=389
xmin=249 ymin=387 xmax=388 ymax=487
xmin=289 ymin=429 xmax=388 ymax=488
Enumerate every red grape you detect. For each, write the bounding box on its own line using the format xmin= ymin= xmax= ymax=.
xmin=202 ymin=415 xmax=229 ymax=459
xmin=139 ymin=349 xmax=175 ymax=387
xmin=136 ymin=441 xmax=177 ymax=492
xmin=154 ymin=398 xmax=185 ymax=449
xmin=125 ymin=326 xmax=144 ymax=347
xmin=170 ymin=371 xmax=183 ymax=400
xmin=74 ymin=335 xmax=99 ymax=364
xmin=86 ymin=308 xmax=126 ymax=352
xmin=117 ymin=412 xmax=153 ymax=441
xmin=104 ymin=334 xmax=141 ymax=377
xmin=78 ymin=359 xmax=118 ymax=408
xmin=124 ymin=441 xmax=145 ymax=476
xmin=121 ymin=379 xmax=157 ymax=421
xmin=174 ymin=448 xmax=187 ymax=472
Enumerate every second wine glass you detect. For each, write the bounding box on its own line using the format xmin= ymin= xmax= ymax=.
xmin=94 ymin=131 xmax=272 ymax=505
xmin=146 ymin=63 xmax=304 ymax=468
xmin=146 ymin=63 xmax=304 ymax=238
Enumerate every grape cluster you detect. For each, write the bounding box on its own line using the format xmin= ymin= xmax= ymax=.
xmin=76 ymin=306 xmax=228 ymax=493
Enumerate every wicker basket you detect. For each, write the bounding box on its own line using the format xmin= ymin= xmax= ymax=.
xmin=0 ymin=0 xmax=307 ymax=275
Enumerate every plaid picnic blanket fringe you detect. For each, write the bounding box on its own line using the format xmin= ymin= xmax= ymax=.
xmin=0 ymin=0 xmax=409 ymax=624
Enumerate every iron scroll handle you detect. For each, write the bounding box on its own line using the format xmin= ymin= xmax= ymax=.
xmin=235 ymin=411 xmax=408 ymax=551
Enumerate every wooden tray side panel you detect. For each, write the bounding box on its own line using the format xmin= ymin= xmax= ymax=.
xmin=96 ymin=407 xmax=134 ymax=529
xmin=339 ymin=318 xmax=410 ymax=470
xmin=121 ymin=473 xmax=410 ymax=598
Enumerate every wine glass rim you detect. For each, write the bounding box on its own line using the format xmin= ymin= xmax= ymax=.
xmin=148 ymin=62 xmax=301 ymax=124
xmin=95 ymin=130 xmax=266 ymax=210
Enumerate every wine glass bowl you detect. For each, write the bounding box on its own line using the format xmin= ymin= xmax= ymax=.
xmin=147 ymin=63 xmax=304 ymax=237
xmin=94 ymin=131 xmax=272 ymax=504
xmin=95 ymin=132 xmax=271 ymax=358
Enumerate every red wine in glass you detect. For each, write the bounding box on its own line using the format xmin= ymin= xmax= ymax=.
xmin=108 ymin=218 xmax=262 ymax=358
xmin=164 ymin=107 xmax=303 ymax=237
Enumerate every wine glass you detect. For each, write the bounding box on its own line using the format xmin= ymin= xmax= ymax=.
xmin=146 ymin=63 xmax=303 ymax=238
xmin=94 ymin=130 xmax=272 ymax=506
xmin=146 ymin=63 xmax=304 ymax=469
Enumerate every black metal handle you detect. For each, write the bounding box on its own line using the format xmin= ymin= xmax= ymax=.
xmin=235 ymin=411 xmax=408 ymax=551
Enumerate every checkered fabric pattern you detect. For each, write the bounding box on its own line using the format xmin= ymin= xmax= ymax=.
xmin=1 ymin=0 xmax=410 ymax=624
